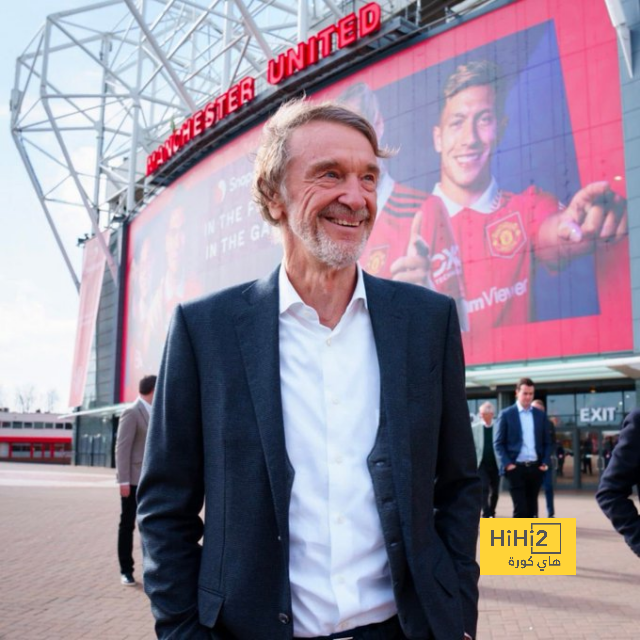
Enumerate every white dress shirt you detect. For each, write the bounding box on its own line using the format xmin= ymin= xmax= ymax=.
xmin=278 ymin=264 xmax=396 ymax=637
xmin=515 ymin=401 xmax=538 ymax=463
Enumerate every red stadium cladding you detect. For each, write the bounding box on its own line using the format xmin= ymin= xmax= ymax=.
xmin=124 ymin=0 xmax=632 ymax=401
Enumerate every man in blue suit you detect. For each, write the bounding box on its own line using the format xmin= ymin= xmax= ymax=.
xmin=494 ymin=378 xmax=552 ymax=518
xmin=137 ymin=99 xmax=480 ymax=640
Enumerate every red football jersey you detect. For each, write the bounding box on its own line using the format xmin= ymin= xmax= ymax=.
xmin=447 ymin=185 xmax=559 ymax=334
xmin=360 ymin=181 xmax=466 ymax=310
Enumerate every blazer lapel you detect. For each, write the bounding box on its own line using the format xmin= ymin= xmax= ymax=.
xmin=234 ymin=266 xmax=293 ymax=543
xmin=364 ymin=274 xmax=414 ymax=538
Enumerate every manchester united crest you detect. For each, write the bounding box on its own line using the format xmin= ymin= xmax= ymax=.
xmin=365 ymin=246 xmax=388 ymax=275
xmin=486 ymin=212 xmax=527 ymax=258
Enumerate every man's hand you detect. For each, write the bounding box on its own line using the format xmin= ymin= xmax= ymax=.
xmin=559 ymin=181 xmax=626 ymax=245
xmin=120 ymin=484 xmax=131 ymax=498
xmin=505 ymin=463 xmax=516 ymax=472
xmin=389 ymin=211 xmax=435 ymax=289
xmin=539 ymin=464 xmax=548 ymax=472
xmin=539 ymin=181 xmax=627 ymax=266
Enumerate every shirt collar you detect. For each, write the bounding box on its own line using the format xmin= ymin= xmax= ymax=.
xmin=278 ymin=263 xmax=368 ymax=316
xmin=139 ymin=396 xmax=152 ymax=414
xmin=517 ymin=401 xmax=532 ymax=414
xmin=433 ymin=176 xmax=500 ymax=217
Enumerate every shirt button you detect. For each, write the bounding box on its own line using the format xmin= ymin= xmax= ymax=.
xmin=326 ymin=337 xmax=332 ymax=346
xmin=278 ymin=613 xmax=290 ymax=624
xmin=332 ymin=397 xmax=340 ymax=405
xmin=335 ymin=514 xmax=344 ymax=524
xmin=335 ymin=455 xmax=343 ymax=464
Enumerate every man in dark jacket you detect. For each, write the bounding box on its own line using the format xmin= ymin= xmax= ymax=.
xmin=137 ymin=99 xmax=480 ymax=640
xmin=596 ymin=409 xmax=640 ymax=557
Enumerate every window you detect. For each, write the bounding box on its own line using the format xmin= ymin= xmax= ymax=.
xmin=11 ymin=422 xmax=22 ymax=429
xmin=24 ymin=422 xmax=34 ymax=429
xmin=54 ymin=443 xmax=72 ymax=459
xmin=624 ymin=391 xmax=636 ymax=414
xmin=547 ymin=395 xmax=576 ymax=428
xmin=11 ymin=444 xmax=30 ymax=458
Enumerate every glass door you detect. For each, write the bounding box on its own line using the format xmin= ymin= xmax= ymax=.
xmin=578 ymin=429 xmax=600 ymax=488
xmin=554 ymin=428 xmax=575 ymax=489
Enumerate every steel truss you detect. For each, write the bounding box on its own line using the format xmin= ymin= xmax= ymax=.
xmin=10 ymin=0 xmax=483 ymax=289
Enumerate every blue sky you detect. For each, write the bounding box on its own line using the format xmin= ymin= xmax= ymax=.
xmin=1 ymin=0 xmax=90 ymax=411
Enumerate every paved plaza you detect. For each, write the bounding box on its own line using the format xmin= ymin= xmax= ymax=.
xmin=1 ymin=461 xmax=639 ymax=639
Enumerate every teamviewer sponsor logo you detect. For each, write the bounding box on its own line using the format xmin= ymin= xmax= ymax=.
xmin=467 ymin=277 xmax=528 ymax=314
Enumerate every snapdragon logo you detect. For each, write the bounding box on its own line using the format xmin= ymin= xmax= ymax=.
xmin=215 ymin=179 xmax=227 ymax=204
xmin=229 ymin=171 xmax=253 ymax=193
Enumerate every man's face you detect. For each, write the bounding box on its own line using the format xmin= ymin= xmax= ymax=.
xmin=433 ymin=84 xmax=502 ymax=205
xmin=516 ymin=384 xmax=535 ymax=410
xmin=269 ymin=120 xmax=379 ymax=271
xmin=480 ymin=409 xmax=494 ymax=426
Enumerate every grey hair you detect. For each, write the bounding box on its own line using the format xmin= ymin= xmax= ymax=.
xmin=479 ymin=401 xmax=495 ymax=414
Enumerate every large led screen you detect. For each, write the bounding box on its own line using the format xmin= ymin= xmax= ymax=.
xmin=122 ymin=0 xmax=631 ymax=401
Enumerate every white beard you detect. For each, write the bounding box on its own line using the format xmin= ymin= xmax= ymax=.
xmin=286 ymin=201 xmax=371 ymax=270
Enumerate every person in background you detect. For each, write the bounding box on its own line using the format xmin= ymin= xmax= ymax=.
xmin=532 ymin=399 xmax=555 ymax=518
xmin=494 ymin=378 xmax=552 ymax=518
xmin=137 ymin=98 xmax=480 ymax=640
xmin=115 ymin=374 xmax=156 ymax=586
xmin=471 ymin=401 xmax=500 ymax=518
xmin=596 ymin=408 xmax=640 ymax=558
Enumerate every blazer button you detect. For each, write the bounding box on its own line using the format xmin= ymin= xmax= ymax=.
xmin=278 ymin=613 xmax=290 ymax=624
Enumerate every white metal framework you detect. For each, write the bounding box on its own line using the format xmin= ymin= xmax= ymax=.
xmin=10 ymin=0 xmax=486 ymax=290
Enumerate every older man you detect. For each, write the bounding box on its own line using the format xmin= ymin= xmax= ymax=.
xmin=138 ymin=99 xmax=480 ymax=640
xmin=471 ymin=401 xmax=500 ymax=518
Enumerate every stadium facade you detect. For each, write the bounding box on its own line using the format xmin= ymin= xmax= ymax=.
xmin=11 ymin=0 xmax=640 ymax=490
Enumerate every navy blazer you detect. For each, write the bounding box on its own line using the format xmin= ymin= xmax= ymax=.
xmin=596 ymin=409 xmax=640 ymax=557
xmin=493 ymin=404 xmax=552 ymax=475
xmin=137 ymin=266 xmax=480 ymax=640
